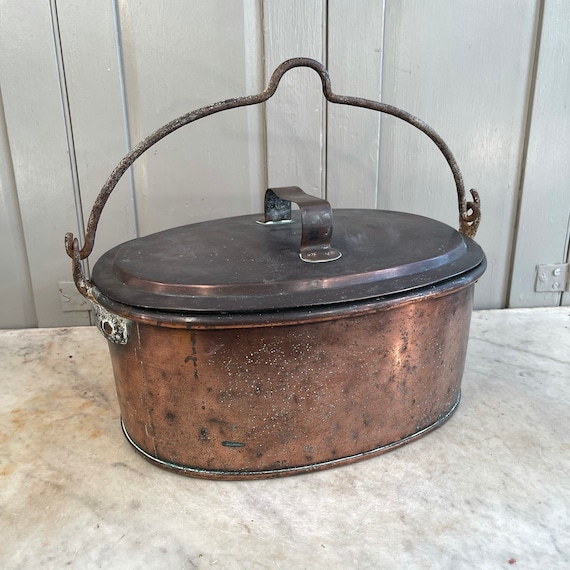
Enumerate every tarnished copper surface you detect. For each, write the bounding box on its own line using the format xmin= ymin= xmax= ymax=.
xmin=106 ymin=285 xmax=474 ymax=479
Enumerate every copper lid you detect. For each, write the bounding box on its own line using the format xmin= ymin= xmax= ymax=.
xmin=91 ymin=188 xmax=485 ymax=313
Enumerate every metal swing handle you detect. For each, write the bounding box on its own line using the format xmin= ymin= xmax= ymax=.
xmin=65 ymin=57 xmax=481 ymax=297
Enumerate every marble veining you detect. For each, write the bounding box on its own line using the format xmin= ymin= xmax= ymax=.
xmin=0 ymin=308 xmax=569 ymax=569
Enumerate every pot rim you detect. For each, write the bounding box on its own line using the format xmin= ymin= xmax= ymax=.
xmin=91 ymin=258 xmax=485 ymax=330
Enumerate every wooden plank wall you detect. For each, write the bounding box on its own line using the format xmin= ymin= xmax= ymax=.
xmin=0 ymin=0 xmax=90 ymax=328
xmin=0 ymin=88 xmax=37 ymax=329
xmin=509 ymin=0 xmax=570 ymax=308
xmin=1 ymin=0 xmax=568 ymax=328
xmin=379 ymin=0 xmax=541 ymax=311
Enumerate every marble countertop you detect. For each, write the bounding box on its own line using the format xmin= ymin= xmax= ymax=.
xmin=1 ymin=308 xmax=569 ymax=569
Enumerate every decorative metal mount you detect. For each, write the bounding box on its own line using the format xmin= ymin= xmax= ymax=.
xmin=92 ymin=303 xmax=130 ymax=344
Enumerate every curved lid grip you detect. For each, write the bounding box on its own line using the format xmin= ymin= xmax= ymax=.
xmin=257 ymin=187 xmax=342 ymax=263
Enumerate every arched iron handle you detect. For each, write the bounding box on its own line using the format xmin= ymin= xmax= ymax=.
xmin=65 ymin=57 xmax=481 ymax=297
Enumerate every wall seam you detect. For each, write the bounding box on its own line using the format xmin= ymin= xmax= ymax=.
xmin=0 ymin=87 xmax=38 ymax=327
xmin=375 ymin=0 xmax=387 ymax=210
xmin=244 ymin=0 xmax=267 ymax=208
xmin=322 ymin=0 xmax=329 ymax=200
xmin=259 ymin=0 xmax=269 ymax=193
xmin=112 ymin=0 xmax=140 ymax=238
xmin=49 ymin=1 xmax=87 ymax=265
xmin=49 ymin=0 xmax=93 ymax=323
xmin=505 ymin=0 xmax=547 ymax=308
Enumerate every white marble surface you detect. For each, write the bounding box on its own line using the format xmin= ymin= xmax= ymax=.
xmin=1 ymin=308 xmax=569 ymax=569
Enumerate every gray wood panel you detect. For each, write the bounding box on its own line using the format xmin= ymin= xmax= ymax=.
xmin=116 ymin=1 xmax=265 ymax=236
xmin=0 ymin=89 xmax=37 ymax=329
xmin=2 ymin=0 xmax=569 ymax=328
xmin=0 ymin=0 xmax=89 ymax=327
xmin=509 ymin=0 xmax=570 ymax=308
xmin=326 ymin=0 xmax=384 ymax=209
xmin=56 ymin=0 xmax=138 ymax=273
xmin=379 ymin=0 xmax=540 ymax=309
xmin=263 ymin=0 xmax=326 ymax=197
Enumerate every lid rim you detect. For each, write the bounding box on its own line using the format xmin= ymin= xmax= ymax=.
xmin=92 ymin=209 xmax=486 ymax=313
xmin=91 ymin=258 xmax=487 ymax=329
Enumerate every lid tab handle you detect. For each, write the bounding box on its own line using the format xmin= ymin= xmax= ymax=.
xmin=257 ymin=187 xmax=342 ymax=263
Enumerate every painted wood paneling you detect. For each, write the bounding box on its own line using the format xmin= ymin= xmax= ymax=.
xmin=379 ymin=0 xmax=540 ymax=309
xmin=263 ymin=0 xmax=326 ymax=197
xmin=0 ymin=90 xmax=37 ymax=329
xmin=0 ymin=0 xmax=89 ymax=327
xmin=509 ymin=0 xmax=570 ymax=308
xmin=2 ymin=0 xmax=570 ymax=328
xmin=56 ymin=0 xmax=138 ymax=273
xmin=326 ymin=0 xmax=384 ymax=208
xmin=116 ymin=0 xmax=265 ymax=236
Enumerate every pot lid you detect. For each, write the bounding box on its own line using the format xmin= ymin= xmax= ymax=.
xmin=91 ymin=188 xmax=485 ymax=314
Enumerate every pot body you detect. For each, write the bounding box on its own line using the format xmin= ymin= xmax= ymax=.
xmin=65 ymin=59 xmax=486 ymax=479
xmin=103 ymin=282 xmax=474 ymax=479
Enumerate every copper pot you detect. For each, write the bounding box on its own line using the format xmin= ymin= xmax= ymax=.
xmin=66 ymin=59 xmax=485 ymax=479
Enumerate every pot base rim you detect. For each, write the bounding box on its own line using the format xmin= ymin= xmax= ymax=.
xmin=120 ymin=392 xmax=460 ymax=480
